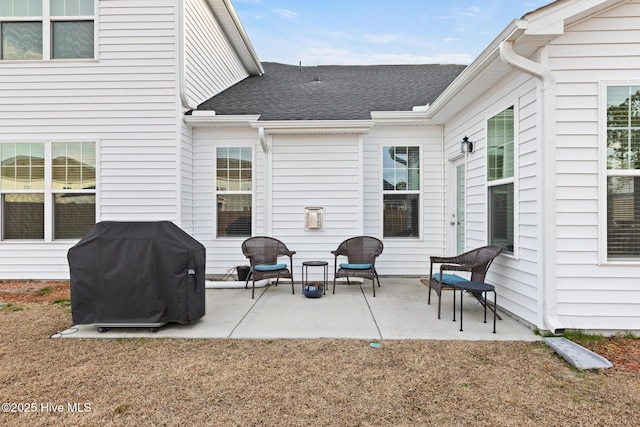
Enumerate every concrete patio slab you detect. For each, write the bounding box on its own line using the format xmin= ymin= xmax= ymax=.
xmin=56 ymin=278 xmax=539 ymax=341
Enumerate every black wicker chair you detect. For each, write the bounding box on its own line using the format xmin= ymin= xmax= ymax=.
xmin=426 ymin=245 xmax=503 ymax=319
xmin=332 ymin=236 xmax=383 ymax=297
xmin=241 ymin=236 xmax=296 ymax=299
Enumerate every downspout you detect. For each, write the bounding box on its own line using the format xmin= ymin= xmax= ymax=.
xmin=258 ymin=126 xmax=268 ymax=153
xmin=259 ymin=126 xmax=269 ymax=236
xmin=499 ymin=41 xmax=565 ymax=335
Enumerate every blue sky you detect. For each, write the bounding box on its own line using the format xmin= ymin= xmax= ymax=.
xmin=232 ymin=0 xmax=551 ymax=66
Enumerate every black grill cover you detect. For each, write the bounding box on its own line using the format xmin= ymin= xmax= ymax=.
xmin=68 ymin=221 xmax=206 ymax=325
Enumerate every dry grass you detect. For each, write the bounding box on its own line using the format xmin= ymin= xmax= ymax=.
xmin=1 ymin=281 xmax=639 ymax=426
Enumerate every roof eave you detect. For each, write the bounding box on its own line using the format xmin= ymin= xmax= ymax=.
xmin=371 ymin=111 xmax=436 ymax=126
xmin=206 ymin=0 xmax=264 ymax=75
xmin=184 ymin=113 xmax=261 ymax=127
xmin=426 ymin=0 xmax=615 ymax=123
xmin=425 ymin=21 xmax=527 ymax=122
xmin=185 ymin=115 xmax=376 ymax=134
xmin=252 ymin=120 xmax=375 ymax=135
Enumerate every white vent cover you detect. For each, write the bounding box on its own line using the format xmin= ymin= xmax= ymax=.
xmin=304 ymin=207 xmax=323 ymax=230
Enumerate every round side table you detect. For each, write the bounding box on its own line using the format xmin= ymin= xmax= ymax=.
xmin=301 ymin=261 xmax=328 ymax=295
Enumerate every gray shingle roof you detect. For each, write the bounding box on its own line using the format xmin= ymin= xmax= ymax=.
xmin=197 ymin=62 xmax=466 ymax=121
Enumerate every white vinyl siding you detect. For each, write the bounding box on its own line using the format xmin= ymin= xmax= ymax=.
xmin=450 ymin=0 xmax=640 ymax=334
xmin=180 ymin=120 xmax=194 ymax=234
xmin=364 ymin=125 xmax=444 ymax=276
xmin=183 ymin=0 xmax=249 ymax=107
xmin=0 ymin=0 xmax=179 ymax=278
xmin=192 ymin=126 xmax=263 ymax=275
xmin=548 ymin=1 xmax=640 ymax=330
xmin=442 ymin=72 xmax=539 ymax=327
xmin=196 ymin=125 xmax=446 ymax=279
xmin=270 ymin=134 xmax=361 ymax=276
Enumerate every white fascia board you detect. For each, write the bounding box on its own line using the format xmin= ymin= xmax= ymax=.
xmin=184 ymin=114 xmax=261 ymax=127
xmin=253 ymin=120 xmax=375 ymax=135
xmin=205 ymin=0 xmax=263 ymax=75
xmin=371 ymin=111 xmax=434 ymax=126
xmin=426 ymin=0 xmax=615 ymax=122
xmin=425 ymin=22 xmax=526 ymax=122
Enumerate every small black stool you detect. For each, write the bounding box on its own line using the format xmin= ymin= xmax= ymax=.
xmin=301 ymin=261 xmax=328 ymax=295
xmin=452 ymin=281 xmax=497 ymax=333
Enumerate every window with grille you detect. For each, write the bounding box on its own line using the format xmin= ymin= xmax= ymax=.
xmin=382 ymin=146 xmax=420 ymax=238
xmin=0 ymin=141 xmax=95 ymax=240
xmin=487 ymin=106 xmax=514 ymax=253
xmin=0 ymin=0 xmax=95 ymax=60
xmin=606 ymin=86 xmax=640 ymax=259
xmin=216 ymin=147 xmax=252 ymax=237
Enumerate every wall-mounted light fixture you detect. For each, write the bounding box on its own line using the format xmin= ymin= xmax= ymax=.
xmin=460 ymin=136 xmax=473 ymax=154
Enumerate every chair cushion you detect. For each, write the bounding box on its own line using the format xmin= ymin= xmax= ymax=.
xmin=254 ymin=263 xmax=287 ymax=271
xmin=340 ymin=263 xmax=372 ymax=270
xmin=432 ymin=273 xmax=469 ymax=285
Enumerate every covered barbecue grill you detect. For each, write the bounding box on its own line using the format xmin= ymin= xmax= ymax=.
xmin=68 ymin=221 xmax=206 ymax=331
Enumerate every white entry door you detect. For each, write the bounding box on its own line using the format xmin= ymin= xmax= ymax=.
xmin=456 ymin=162 xmax=466 ymax=254
xmin=447 ymin=158 xmax=466 ymax=255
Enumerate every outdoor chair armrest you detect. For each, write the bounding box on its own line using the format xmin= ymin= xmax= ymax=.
xmin=429 ymin=255 xmax=457 ymax=264
xmin=439 ymin=262 xmax=486 ymax=273
xmin=439 ymin=263 xmax=470 ymax=273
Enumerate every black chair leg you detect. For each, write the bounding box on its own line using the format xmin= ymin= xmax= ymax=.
xmin=493 ymin=291 xmax=497 ymax=333
xmin=460 ymin=289 xmax=464 ymax=332
xmin=245 ymin=271 xmax=252 ymax=289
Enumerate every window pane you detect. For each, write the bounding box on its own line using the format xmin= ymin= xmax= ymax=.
xmin=0 ymin=142 xmax=45 ymax=190
xmin=383 ymin=146 xmax=420 ymax=191
xmin=217 ymin=194 xmax=251 ymax=237
xmin=52 ymin=142 xmax=95 ymax=189
xmin=383 ymin=194 xmax=419 ymax=238
xmin=216 ymin=147 xmax=252 ymax=192
xmin=0 ymin=0 xmax=42 ymax=16
xmin=607 ymin=86 xmax=640 ymax=170
xmin=488 ymin=106 xmax=514 ymax=181
xmin=489 ymin=183 xmax=514 ymax=252
xmin=52 ymin=20 xmax=93 ymax=59
xmin=1 ymin=21 xmax=42 ymax=59
xmin=3 ymin=193 xmax=44 ymax=239
xmin=54 ymin=193 xmax=95 ymax=239
xmin=607 ymin=176 xmax=640 ymax=259
xmin=51 ymin=0 xmax=93 ymax=16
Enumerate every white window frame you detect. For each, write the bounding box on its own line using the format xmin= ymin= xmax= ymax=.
xmin=599 ymin=81 xmax=640 ymax=264
xmin=0 ymin=139 xmax=98 ymax=242
xmin=214 ymin=145 xmax=254 ymax=239
xmin=0 ymin=0 xmax=97 ymax=61
xmin=486 ymin=103 xmax=518 ymax=257
xmin=381 ymin=145 xmax=422 ymax=240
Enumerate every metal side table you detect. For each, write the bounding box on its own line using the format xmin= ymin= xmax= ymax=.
xmin=452 ymin=281 xmax=497 ymax=333
xmin=301 ymin=261 xmax=328 ymax=295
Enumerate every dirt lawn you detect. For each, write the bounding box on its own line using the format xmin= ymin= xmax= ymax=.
xmin=1 ymin=281 xmax=639 ymax=426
